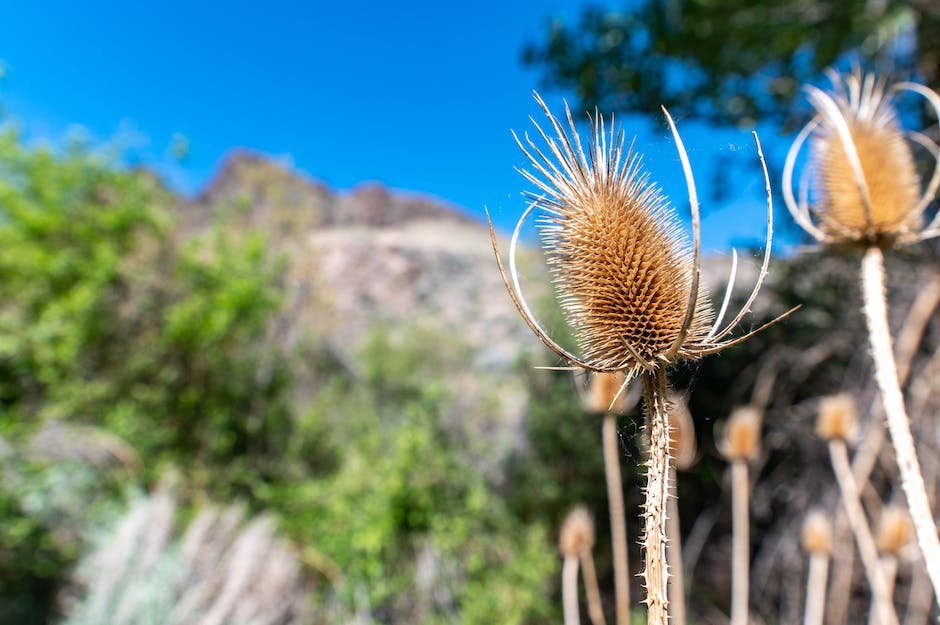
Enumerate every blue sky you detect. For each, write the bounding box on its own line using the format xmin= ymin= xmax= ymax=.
xmin=0 ymin=0 xmax=782 ymax=252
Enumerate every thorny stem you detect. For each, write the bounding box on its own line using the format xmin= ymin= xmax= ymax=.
xmin=603 ymin=413 xmax=631 ymax=625
xmin=641 ymin=368 xmax=671 ymax=625
xmin=804 ymin=552 xmax=830 ymax=625
xmin=667 ymin=465 xmax=687 ymax=625
xmin=861 ymin=246 xmax=940 ymax=608
xmin=829 ymin=439 xmax=899 ymax=625
xmin=581 ymin=549 xmax=607 ymax=625
xmin=731 ymin=461 xmax=750 ymax=625
xmin=563 ymin=556 xmax=582 ymax=625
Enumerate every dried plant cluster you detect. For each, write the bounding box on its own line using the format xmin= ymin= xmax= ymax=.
xmin=490 ymin=93 xmax=789 ymax=625
xmin=491 ymin=70 xmax=940 ymax=625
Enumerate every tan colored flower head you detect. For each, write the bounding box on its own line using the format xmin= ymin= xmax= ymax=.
xmin=815 ymin=393 xmax=857 ymax=442
xmin=876 ymin=505 xmax=913 ymax=556
xmin=720 ymin=406 xmax=762 ymax=462
xmin=667 ymin=391 xmax=697 ymax=471
xmin=802 ymin=509 xmax=833 ymax=555
xmin=559 ymin=505 xmax=595 ymax=558
xmin=783 ymin=70 xmax=940 ymax=246
xmin=487 ymin=93 xmax=796 ymax=387
xmin=582 ymin=371 xmax=635 ymax=414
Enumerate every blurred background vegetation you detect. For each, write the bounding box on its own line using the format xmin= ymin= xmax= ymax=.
xmin=1 ymin=2 xmax=939 ymax=625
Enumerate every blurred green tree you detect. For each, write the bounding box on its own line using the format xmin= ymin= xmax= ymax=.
xmin=523 ymin=1 xmax=939 ymax=126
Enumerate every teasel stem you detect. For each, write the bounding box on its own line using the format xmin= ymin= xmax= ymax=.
xmin=641 ymin=368 xmax=671 ymax=625
xmin=667 ymin=464 xmax=686 ymax=625
xmin=861 ymin=246 xmax=940 ymax=605
xmin=581 ymin=548 xmax=607 ymax=625
xmin=804 ymin=551 xmax=830 ymax=625
xmin=603 ymin=413 xmax=631 ymax=625
xmin=730 ymin=460 xmax=750 ymax=625
xmin=869 ymin=557 xmax=900 ymax=625
xmin=563 ymin=555 xmax=582 ymax=625
xmin=829 ymin=438 xmax=899 ymax=625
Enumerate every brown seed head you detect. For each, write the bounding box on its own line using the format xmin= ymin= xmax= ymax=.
xmin=802 ymin=509 xmax=833 ymax=555
xmin=519 ymin=98 xmax=713 ymax=372
xmin=583 ymin=371 xmax=632 ymax=414
xmin=720 ymin=406 xmax=761 ymax=462
xmin=876 ymin=505 xmax=913 ymax=556
xmin=667 ymin=391 xmax=697 ymax=471
xmin=816 ymin=394 xmax=857 ymax=442
xmin=559 ymin=505 xmax=595 ymax=558
xmin=797 ymin=72 xmax=926 ymax=243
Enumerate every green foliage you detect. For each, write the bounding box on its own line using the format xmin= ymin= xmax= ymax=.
xmin=271 ymin=326 xmax=556 ymax=625
xmin=523 ymin=1 xmax=936 ymax=125
xmin=0 ymin=129 xmax=296 ymax=496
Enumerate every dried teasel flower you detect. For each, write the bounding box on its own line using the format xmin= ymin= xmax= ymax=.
xmin=488 ymin=93 xmax=795 ymax=383
xmin=559 ymin=505 xmax=595 ymax=558
xmin=783 ymin=70 xmax=940 ymax=246
xmin=783 ymin=71 xmax=940 ymax=602
xmin=816 ymin=393 xmax=858 ymax=442
xmin=667 ymin=391 xmax=697 ymax=471
xmin=802 ymin=510 xmax=834 ymax=555
xmin=488 ymin=94 xmax=794 ymax=625
xmin=876 ymin=505 xmax=913 ymax=556
xmin=581 ymin=371 xmax=635 ymax=415
xmin=720 ymin=406 xmax=762 ymax=463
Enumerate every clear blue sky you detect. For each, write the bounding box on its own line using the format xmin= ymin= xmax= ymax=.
xmin=0 ymin=0 xmax=783 ymax=252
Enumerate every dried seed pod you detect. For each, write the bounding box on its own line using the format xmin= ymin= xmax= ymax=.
xmin=720 ymin=406 xmax=761 ymax=462
xmin=583 ymin=371 xmax=633 ymax=414
xmin=489 ymin=93 xmax=796 ymax=379
xmin=876 ymin=505 xmax=913 ymax=556
xmin=559 ymin=505 xmax=595 ymax=558
xmin=667 ymin=391 xmax=697 ymax=471
xmin=802 ymin=509 xmax=834 ymax=555
xmin=783 ymin=71 xmax=940 ymax=246
xmin=816 ymin=394 xmax=857 ymax=442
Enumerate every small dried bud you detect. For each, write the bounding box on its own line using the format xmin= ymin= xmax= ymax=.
xmin=720 ymin=406 xmax=761 ymax=462
xmin=876 ymin=506 xmax=913 ymax=556
xmin=667 ymin=391 xmax=697 ymax=471
xmin=816 ymin=394 xmax=857 ymax=442
xmin=559 ymin=505 xmax=595 ymax=558
xmin=583 ymin=371 xmax=632 ymax=414
xmin=802 ymin=509 xmax=833 ymax=555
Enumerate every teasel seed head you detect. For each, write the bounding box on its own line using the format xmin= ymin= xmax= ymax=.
xmin=559 ymin=505 xmax=595 ymax=558
xmin=582 ymin=371 xmax=634 ymax=414
xmin=816 ymin=393 xmax=857 ymax=442
xmin=720 ymin=406 xmax=762 ymax=462
xmin=876 ymin=505 xmax=913 ymax=556
xmin=488 ymin=93 xmax=797 ymax=380
xmin=802 ymin=509 xmax=834 ymax=555
xmin=667 ymin=390 xmax=697 ymax=471
xmin=783 ymin=70 xmax=940 ymax=246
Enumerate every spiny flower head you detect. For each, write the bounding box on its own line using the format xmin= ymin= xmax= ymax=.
xmin=802 ymin=509 xmax=833 ymax=555
xmin=784 ymin=70 xmax=940 ymax=246
xmin=488 ymin=93 xmax=794 ymax=383
xmin=559 ymin=505 xmax=595 ymax=558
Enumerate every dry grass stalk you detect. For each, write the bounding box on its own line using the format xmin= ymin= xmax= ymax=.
xmin=803 ymin=510 xmax=833 ymax=625
xmin=784 ymin=70 xmax=940 ymax=607
xmin=490 ymin=93 xmax=789 ymax=625
xmin=720 ymin=407 xmax=762 ymax=625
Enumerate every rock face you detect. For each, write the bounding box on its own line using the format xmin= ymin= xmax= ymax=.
xmin=183 ymin=150 xmax=540 ymax=370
